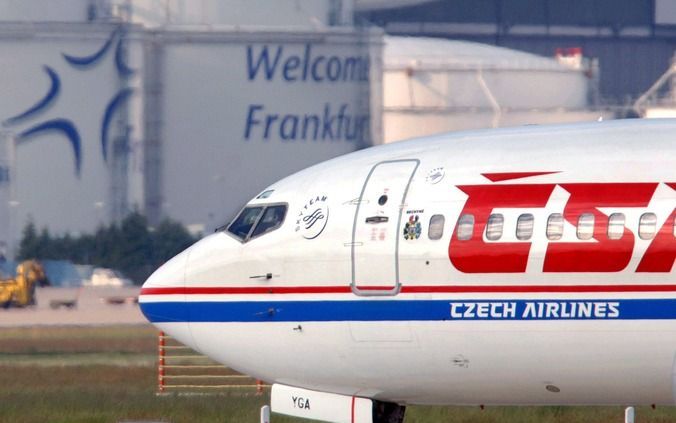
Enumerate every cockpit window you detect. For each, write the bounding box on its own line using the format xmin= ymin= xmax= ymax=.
xmin=226 ymin=203 xmax=287 ymax=242
xmin=251 ymin=205 xmax=287 ymax=238
xmin=256 ymin=190 xmax=274 ymax=199
xmin=227 ymin=206 xmax=264 ymax=239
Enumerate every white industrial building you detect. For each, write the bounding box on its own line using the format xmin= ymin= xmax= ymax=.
xmin=0 ymin=0 xmax=381 ymax=255
xmin=382 ymin=36 xmax=607 ymax=142
xmin=0 ymin=0 xmax=607 ymax=256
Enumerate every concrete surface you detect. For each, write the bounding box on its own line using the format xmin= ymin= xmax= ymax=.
xmin=0 ymin=286 xmax=146 ymax=327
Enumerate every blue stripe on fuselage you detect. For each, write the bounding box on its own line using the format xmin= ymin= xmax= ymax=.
xmin=140 ymin=298 xmax=676 ymax=323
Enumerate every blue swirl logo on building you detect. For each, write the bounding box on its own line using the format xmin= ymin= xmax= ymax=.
xmin=1 ymin=26 xmax=135 ymax=178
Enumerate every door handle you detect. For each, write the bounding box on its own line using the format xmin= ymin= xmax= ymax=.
xmin=365 ymin=216 xmax=388 ymax=224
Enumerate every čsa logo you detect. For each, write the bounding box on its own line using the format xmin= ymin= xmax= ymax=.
xmin=449 ymin=181 xmax=675 ymax=274
xmin=296 ymin=195 xmax=329 ymax=240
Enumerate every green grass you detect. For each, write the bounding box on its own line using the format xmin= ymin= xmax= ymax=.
xmin=0 ymin=351 xmax=156 ymax=366
xmin=1 ymin=325 xmax=676 ymax=422
xmin=0 ymin=365 xmax=281 ymax=423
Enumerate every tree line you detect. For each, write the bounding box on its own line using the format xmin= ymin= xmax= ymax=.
xmin=17 ymin=212 xmax=198 ymax=285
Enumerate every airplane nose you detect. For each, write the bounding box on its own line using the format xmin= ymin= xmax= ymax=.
xmin=139 ymin=248 xmax=191 ymax=336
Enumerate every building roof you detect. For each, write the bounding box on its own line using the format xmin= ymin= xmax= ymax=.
xmin=384 ymin=36 xmax=574 ymax=71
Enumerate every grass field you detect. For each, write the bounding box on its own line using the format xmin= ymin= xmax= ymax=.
xmin=1 ymin=325 xmax=676 ymax=423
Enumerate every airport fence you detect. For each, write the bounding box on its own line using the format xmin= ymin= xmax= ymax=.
xmin=157 ymin=331 xmax=267 ymax=394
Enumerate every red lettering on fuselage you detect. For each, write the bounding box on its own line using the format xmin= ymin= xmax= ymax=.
xmin=449 ymin=184 xmax=555 ymax=273
xmin=449 ymin=181 xmax=675 ymax=274
xmin=636 ymin=207 xmax=676 ymax=272
xmin=543 ymin=183 xmax=657 ymax=272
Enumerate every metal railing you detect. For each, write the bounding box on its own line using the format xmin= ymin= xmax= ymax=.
xmin=157 ymin=331 xmax=266 ymax=394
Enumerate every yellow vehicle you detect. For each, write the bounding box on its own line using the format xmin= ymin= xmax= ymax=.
xmin=0 ymin=260 xmax=49 ymax=308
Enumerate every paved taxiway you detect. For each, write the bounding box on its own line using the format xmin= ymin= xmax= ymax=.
xmin=0 ymin=286 xmax=145 ymax=326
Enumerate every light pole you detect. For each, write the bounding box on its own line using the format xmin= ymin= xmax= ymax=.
xmin=94 ymin=201 xmax=105 ymax=227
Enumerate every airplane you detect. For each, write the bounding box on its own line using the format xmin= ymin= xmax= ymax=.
xmin=140 ymin=118 xmax=675 ymax=423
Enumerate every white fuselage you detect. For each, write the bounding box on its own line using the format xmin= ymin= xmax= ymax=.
xmin=140 ymin=119 xmax=676 ymax=406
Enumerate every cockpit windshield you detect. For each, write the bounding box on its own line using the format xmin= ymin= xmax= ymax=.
xmin=227 ymin=206 xmax=264 ymax=239
xmin=226 ymin=203 xmax=287 ymax=242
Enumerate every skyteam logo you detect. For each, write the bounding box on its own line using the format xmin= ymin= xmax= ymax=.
xmin=296 ymin=195 xmax=329 ymax=240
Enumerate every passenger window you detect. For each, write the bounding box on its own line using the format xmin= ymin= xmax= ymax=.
xmin=251 ymin=205 xmax=287 ymax=238
xmin=227 ymin=206 xmax=264 ymax=239
xmin=428 ymin=215 xmax=445 ymax=240
xmin=577 ymin=213 xmax=595 ymax=240
xmin=607 ymin=213 xmax=625 ymax=240
xmin=546 ymin=214 xmax=563 ymax=240
xmin=485 ymin=214 xmax=504 ymax=241
xmin=516 ymin=214 xmax=534 ymax=240
xmin=456 ymin=214 xmax=474 ymax=241
xmin=639 ymin=213 xmax=657 ymax=240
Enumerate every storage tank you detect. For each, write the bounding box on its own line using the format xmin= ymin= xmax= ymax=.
xmin=382 ymin=36 xmax=608 ymax=143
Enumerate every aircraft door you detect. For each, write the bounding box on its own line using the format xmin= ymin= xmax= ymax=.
xmin=351 ymin=159 xmax=419 ymax=296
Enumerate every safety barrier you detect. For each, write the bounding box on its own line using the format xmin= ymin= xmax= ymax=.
xmin=157 ymin=331 xmax=266 ymax=394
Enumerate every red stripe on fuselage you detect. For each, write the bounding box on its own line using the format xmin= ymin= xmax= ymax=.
xmin=140 ymin=284 xmax=676 ymax=296
xmin=481 ymin=171 xmax=560 ymax=182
